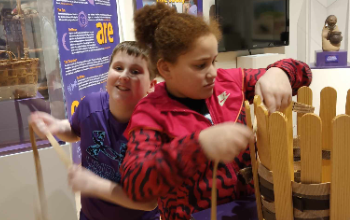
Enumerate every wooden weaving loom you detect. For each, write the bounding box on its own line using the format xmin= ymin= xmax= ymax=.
xmin=210 ymin=86 xmax=350 ymax=220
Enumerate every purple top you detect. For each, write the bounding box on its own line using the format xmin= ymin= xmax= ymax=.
xmin=71 ymin=91 xmax=159 ymax=220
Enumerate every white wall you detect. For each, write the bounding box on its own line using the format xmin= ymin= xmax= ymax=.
xmin=117 ymin=0 xmax=136 ymax=42
xmin=310 ymin=68 xmax=350 ymax=116
xmin=308 ymin=0 xmax=349 ymax=64
xmin=0 ymin=145 xmax=77 ymax=220
xmin=286 ymin=0 xmax=309 ymax=62
xmin=118 ymin=0 xmax=288 ymax=69
xmin=117 ymin=0 xmax=350 ymax=64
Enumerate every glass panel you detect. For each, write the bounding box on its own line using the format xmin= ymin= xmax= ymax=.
xmin=0 ymin=0 xmax=65 ymax=156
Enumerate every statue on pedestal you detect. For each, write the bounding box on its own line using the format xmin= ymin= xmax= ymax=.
xmin=322 ymin=15 xmax=343 ymax=51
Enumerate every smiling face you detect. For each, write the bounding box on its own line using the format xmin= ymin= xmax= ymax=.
xmin=107 ymin=51 xmax=153 ymax=107
xmin=162 ymin=34 xmax=219 ymax=100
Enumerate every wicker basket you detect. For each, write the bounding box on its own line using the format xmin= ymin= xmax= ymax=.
xmin=0 ymin=51 xmax=39 ymax=100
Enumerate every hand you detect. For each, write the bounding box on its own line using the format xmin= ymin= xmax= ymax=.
xmin=255 ymin=67 xmax=292 ymax=113
xmin=28 ymin=111 xmax=65 ymax=139
xmin=68 ymin=165 xmax=100 ymax=195
xmin=199 ymin=122 xmax=254 ymax=163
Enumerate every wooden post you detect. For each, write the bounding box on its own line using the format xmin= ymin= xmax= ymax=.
xmin=256 ymin=105 xmax=271 ymax=170
xmin=300 ymin=114 xmax=322 ymax=183
xmin=254 ymin=95 xmax=262 ymax=114
xmin=269 ymin=112 xmax=294 ymax=220
xmin=330 ymin=115 xmax=350 ymax=220
xmin=297 ymin=87 xmax=313 ymax=136
xmin=244 ymin=101 xmax=263 ymax=220
xmin=346 ymin=89 xmax=350 ymax=116
xmin=281 ymin=103 xmax=294 ymax=180
xmin=319 ymin=87 xmax=337 ymax=183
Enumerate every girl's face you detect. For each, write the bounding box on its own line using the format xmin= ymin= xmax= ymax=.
xmin=107 ymin=51 xmax=154 ymax=107
xmin=163 ymin=34 xmax=218 ymax=100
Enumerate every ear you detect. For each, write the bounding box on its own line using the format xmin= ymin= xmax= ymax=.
xmin=157 ymin=59 xmax=172 ymax=80
xmin=147 ymin=79 xmax=157 ymax=94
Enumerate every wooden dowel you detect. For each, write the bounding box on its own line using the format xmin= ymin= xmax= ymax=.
xmin=211 ymin=161 xmax=219 ymax=220
xmin=29 ymin=126 xmax=48 ymax=220
xmin=244 ymin=101 xmax=263 ymax=220
xmin=46 ymin=132 xmax=72 ymax=169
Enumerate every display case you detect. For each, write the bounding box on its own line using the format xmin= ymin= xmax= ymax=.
xmin=0 ymin=0 xmax=120 ymax=219
xmin=0 ymin=0 xmax=65 ymax=155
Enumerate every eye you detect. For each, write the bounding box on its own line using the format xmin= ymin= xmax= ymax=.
xmin=195 ymin=63 xmax=206 ymax=70
xmin=114 ymin=66 xmax=123 ymax=71
xmin=131 ymin=69 xmax=140 ymax=75
xmin=212 ymin=59 xmax=217 ymax=65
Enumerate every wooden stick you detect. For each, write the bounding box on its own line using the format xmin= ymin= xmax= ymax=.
xmin=300 ymin=113 xmax=322 ymax=184
xmin=46 ymin=132 xmax=72 ymax=169
xmin=319 ymin=87 xmax=337 ymax=183
xmin=292 ymin=101 xmax=315 ymax=113
xmin=244 ymin=101 xmax=263 ymax=220
xmin=269 ymin=112 xmax=294 ymax=220
xmin=211 ymin=161 xmax=219 ymax=220
xmin=346 ymin=89 xmax=350 ymax=116
xmin=330 ymin=115 xmax=350 ymax=220
xmin=29 ymin=126 xmax=48 ymax=220
xmin=297 ymin=87 xmax=313 ymax=136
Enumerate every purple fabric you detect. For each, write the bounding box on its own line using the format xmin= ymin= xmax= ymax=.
xmin=71 ymin=91 xmax=159 ymax=220
xmin=310 ymin=62 xmax=350 ymax=69
xmin=191 ymin=196 xmax=258 ymax=220
xmin=80 ymin=211 xmax=89 ymax=220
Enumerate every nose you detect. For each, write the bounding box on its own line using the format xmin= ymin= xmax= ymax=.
xmin=206 ymin=64 xmax=217 ymax=80
xmin=119 ymin=70 xmax=130 ymax=83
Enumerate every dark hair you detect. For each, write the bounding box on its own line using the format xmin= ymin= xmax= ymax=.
xmin=134 ymin=2 xmax=222 ymax=76
xmin=109 ymin=41 xmax=155 ymax=79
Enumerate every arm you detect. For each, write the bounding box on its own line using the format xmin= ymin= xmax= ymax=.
xmin=53 ymin=119 xmax=80 ymax=142
xmin=120 ymin=129 xmax=208 ymax=202
xmin=68 ymin=165 xmax=157 ymax=211
xmin=243 ymin=58 xmax=312 ymax=103
xmin=29 ymin=111 xmax=80 ymax=142
xmin=121 ymin=123 xmax=252 ymax=202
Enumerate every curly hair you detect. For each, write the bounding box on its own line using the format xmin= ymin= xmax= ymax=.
xmin=134 ymin=2 xmax=221 ymax=76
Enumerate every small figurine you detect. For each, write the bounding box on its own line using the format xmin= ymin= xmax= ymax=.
xmin=322 ymin=15 xmax=343 ymax=51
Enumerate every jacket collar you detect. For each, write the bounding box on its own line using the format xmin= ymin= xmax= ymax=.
xmin=152 ymin=82 xmax=210 ymax=113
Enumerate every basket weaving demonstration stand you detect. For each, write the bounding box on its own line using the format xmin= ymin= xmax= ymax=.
xmin=242 ymin=86 xmax=350 ymax=220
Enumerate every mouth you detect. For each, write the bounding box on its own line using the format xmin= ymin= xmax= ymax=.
xmin=116 ymin=85 xmax=130 ymax=91
xmin=204 ymin=82 xmax=215 ymax=88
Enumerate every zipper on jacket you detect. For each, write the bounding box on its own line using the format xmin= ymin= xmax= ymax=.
xmin=205 ymin=99 xmax=217 ymax=125
xmin=167 ymin=108 xmax=213 ymax=127
xmin=206 ymin=99 xmax=240 ymax=183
